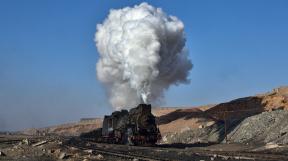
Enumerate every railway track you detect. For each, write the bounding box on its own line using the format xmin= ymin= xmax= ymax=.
xmin=1 ymin=135 xmax=287 ymax=161
xmin=91 ymin=148 xmax=288 ymax=161
xmin=66 ymin=143 xmax=171 ymax=161
xmin=67 ymin=139 xmax=288 ymax=161
xmin=90 ymin=147 xmax=170 ymax=161
xmin=191 ymin=150 xmax=288 ymax=161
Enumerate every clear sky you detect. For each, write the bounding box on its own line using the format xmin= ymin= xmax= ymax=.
xmin=0 ymin=0 xmax=287 ymax=131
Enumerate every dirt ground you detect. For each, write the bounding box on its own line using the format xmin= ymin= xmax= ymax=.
xmin=1 ymin=134 xmax=288 ymax=161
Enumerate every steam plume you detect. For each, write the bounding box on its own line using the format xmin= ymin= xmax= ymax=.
xmin=95 ymin=3 xmax=192 ymax=109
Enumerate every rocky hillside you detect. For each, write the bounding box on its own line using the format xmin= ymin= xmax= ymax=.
xmin=159 ymin=86 xmax=288 ymax=144
xmin=228 ymin=110 xmax=288 ymax=144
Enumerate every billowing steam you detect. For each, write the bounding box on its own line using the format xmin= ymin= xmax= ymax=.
xmin=95 ymin=3 xmax=192 ymax=109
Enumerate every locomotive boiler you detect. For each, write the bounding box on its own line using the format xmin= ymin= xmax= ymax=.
xmin=101 ymin=104 xmax=161 ymax=145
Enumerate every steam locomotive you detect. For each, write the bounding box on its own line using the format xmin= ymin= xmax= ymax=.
xmin=100 ymin=104 xmax=161 ymax=145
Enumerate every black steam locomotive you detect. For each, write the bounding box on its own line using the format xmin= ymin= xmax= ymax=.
xmin=100 ymin=104 xmax=161 ymax=145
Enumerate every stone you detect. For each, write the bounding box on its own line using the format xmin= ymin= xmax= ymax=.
xmin=32 ymin=140 xmax=48 ymax=147
xmin=95 ymin=154 xmax=104 ymax=160
xmin=73 ymin=153 xmax=80 ymax=158
xmin=69 ymin=147 xmax=78 ymax=151
xmin=48 ymin=149 xmax=55 ymax=153
xmin=0 ymin=151 xmax=6 ymax=156
xmin=206 ymin=121 xmax=215 ymax=127
xmin=59 ymin=152 xmax=69 ymax=159
xmin=84 ymin=149 xmax=93 ymax=154
xmin=22 ymin=138 xmax=30 ymax=145
xmin=222 ymin=156 xmax=229 ymax=160
xmin=13 ymin=145 xmax=19 ymax=149
xmin=54 ymin=149 xmax=62 ymax=155
xmin=198 ymin=125 xmax=204 ymax=129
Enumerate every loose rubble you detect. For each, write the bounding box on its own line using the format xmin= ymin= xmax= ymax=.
xmin=228 ymin=110 xmax=288 ymax=144
xmin=161 ymin=110 xmax=288 ymax=145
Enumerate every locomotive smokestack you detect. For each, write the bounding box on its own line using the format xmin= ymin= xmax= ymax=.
xmin=95 ymin=2 xmax=193 ymax=109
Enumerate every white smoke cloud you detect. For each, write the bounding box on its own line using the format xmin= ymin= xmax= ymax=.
xmin=95 ymin=2 xmax=193 ymax=109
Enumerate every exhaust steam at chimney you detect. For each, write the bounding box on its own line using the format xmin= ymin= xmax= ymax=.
xmin=95 ymin=2 xmax=193 ymax=109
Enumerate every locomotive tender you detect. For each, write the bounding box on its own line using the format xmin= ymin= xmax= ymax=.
xmin=101 ymin=104 xmax=161 ymax=145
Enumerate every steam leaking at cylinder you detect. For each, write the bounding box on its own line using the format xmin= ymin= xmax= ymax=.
xmin=95 ymin=2 xmax=193 ymax=109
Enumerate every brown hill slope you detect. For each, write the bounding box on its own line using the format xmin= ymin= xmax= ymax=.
xmin=156 ymin=86 xmax=288 ymax=136
xmin=154 ymin=105 xmax=215 ymax=135
xmin=23 ymin=118 xmax=103 ymax=136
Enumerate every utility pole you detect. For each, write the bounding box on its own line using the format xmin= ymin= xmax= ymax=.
xmin=224 ymin=111 xmax=228 ymax=143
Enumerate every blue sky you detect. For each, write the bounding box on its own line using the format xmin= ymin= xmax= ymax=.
xmin=0 ymin=0 xmax=287 ymax=131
